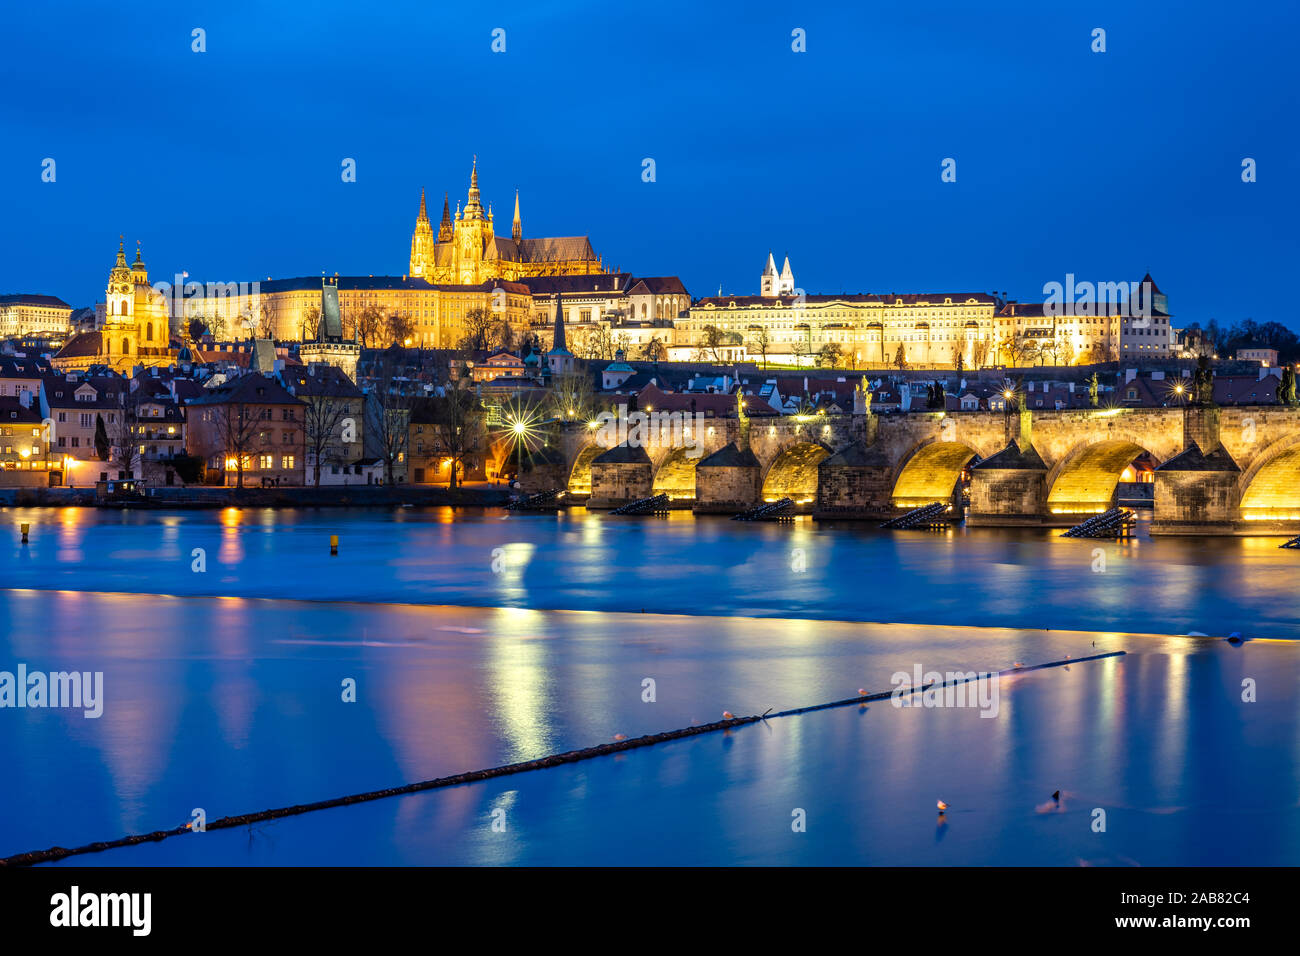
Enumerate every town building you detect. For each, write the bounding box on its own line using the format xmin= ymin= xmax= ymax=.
xmin=683 ymin=256 xmax=1001 ymax=368
xmin=185 ymin=372 xmax=306 ymax=487
xmin=38 ymin=373 xmax=134 ymax=483
xmin=282 ymin=363 xmax=367 ymax=485
xmin=0 ymin=396 xmax=48 ymax=486
xmin=0 ymin=294 xmax=73 ymax=338
xmin=1237 ymin=347 xmax=1279 ymax=366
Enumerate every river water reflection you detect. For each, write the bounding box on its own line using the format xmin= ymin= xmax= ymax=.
xmin=2 ymin=506 xmax=1297 ymax=864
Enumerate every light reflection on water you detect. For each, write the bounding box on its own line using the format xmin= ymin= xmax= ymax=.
xmin=36 ymin=639 xmax=1300 ymax=867
xmin=2 ymin=506 xmax=1298 ymax=865
xmin=2 ymin=506 xmax=1297 ymax=636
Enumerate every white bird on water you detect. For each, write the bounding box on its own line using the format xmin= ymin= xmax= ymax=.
xmin=722 ymin=711 xmax=735 ymax=720
xmin=937 ymin=799 xmax=949 ymax=814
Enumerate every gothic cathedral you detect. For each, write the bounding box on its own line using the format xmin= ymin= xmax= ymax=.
xmin=408 ymin=159 xmax=606 ymax=284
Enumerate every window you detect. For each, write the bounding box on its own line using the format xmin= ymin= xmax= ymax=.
xmin=259 ymin=454 xmax=273 ymax=469
xmin=281 ymin=455 xmax=295 ymax=469
xmin=79 ymin=413 xmax=92 ymax=428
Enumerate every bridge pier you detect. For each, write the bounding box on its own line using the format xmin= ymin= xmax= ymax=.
xmin=966 ymin=441 xmax=1050 ymax=526
xmin=588 ymin=445 xmax=653 ymax=509
xmin=693 ymin=443 xmax=761 ymax=513
xmin=1150 ymin=442 xmax=1242 ymax=534
xmin=815 ymin=442 xmax=900 ymax=518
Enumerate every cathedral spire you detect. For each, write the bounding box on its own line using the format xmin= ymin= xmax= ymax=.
xmin=464 ymin=156 xmax=483 ymax=218
xmin=512 ymin=189 xmax=522 ymax=242
xmin=438 ymin=192 xmax=452 ymax=241
xmin=417 ymin=188 xmax=429 ymax=223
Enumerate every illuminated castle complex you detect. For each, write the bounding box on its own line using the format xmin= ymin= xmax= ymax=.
xmin=409 ymin=158 xmax=605 ymax=284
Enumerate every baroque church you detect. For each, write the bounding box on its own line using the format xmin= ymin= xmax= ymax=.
xmin=409 ymin=159 xmax=605 ymax=284
xmin=52 ymin=238 xmax=176 ymax=372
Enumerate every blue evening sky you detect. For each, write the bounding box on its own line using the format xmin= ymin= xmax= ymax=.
xmin=2 ymin=0 xmax=1296 ymax=328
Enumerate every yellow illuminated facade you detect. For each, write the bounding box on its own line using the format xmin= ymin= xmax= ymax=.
xmin=52 ymin=239 xmax=175 ymax=372
xmin=409 ymin=159 xmax=606 ymax=284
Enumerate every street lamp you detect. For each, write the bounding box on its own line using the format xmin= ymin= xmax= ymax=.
xmin=511 ymin=419 xmax=526 ymax=481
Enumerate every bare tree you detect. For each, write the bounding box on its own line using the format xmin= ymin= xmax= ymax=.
xmin=579 ymin=325 xmax=614 ymax=361
xmin=700 ymin=324 xmax=727 ymax=363
xmin=383 ymin=311 xmax=416 ymax=348
xmin=253 ymin=300 xmax=278 ymax=339
xmin=107 ymin=387 xmax=143 ymax=479
xmin=640 ymin=336 xmax=667 ymax=362
xmin=816 ymin=342 xmax=844 ymax=369
xmin=366 ymin=356 xmax=412 ymax=485
xmin=792 ymin=337 xmax=811 ymax=368
xmin=302 ymin=393 xmax=352 ymax=486
xmin=422 ymin=386 xmax=486 ymax=489
xmin=212 ymin=401 xmax=260 ymax=488
xmin=346 ymin=305 xmax=384 ymax=349
xmin=206 ymin=312 xmax=228 ymax=341
xmin=457 ymin=307 xmax=497 ymax=353
xmin=550 ymin=372 xmax=594 ymax=422
xmin=300 ymin=304 xmax=322 ymax=341
xmin=749 ymin=326 xmax=771 ymax=369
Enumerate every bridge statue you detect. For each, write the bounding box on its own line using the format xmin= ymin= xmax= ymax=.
xmin=1277 ymin=366 xmax=1297 ymax=406
xmin=1088 ymin=372 xmax=1100 ymax=408
xmin=1192 ymin=356 xmax=1215 ymax=406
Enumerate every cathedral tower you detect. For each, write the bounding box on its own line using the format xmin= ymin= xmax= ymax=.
xmin=760 ymin=252 xmax=778 ymax=297
xmin=409 ymin=189 xmax=436 ymax=278
xmin=437 ymin=193 xmax=452 ymax=242
xmin=779 ymin=256 xmax=795 ymax=296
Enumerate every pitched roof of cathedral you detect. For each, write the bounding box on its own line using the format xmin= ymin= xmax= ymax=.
xmin=517 ymin=236 xmax=597 ymax=262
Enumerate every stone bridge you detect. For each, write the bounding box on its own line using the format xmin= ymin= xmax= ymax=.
xmin=518 ymin=405 xmax=1300 ymax=534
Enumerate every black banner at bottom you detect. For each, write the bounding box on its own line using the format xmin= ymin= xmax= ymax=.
xmin=0 ymin=866 xmax=1273 ymax=940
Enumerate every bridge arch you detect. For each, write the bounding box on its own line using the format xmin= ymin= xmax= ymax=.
xmin=761 ymin=441 xmax=831 ymax=503
xmin=1046 ymin=439 xmax=1157 ymax=514
xmin=652 ymin=446 xmax=701 ymax=500
xmin=566 ymin=443 xmax=605 ymax=495
xmin=891 ymin=439 xmax=980 ymax=508
xmin=1238 ymin=433 xmax=1300 ymax=521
